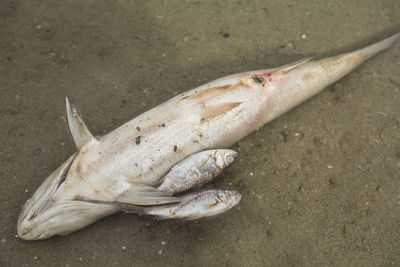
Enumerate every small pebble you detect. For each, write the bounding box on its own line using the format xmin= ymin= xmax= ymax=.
xmin=158 ymin=250 xmax=163 ymax=254
xmin=250 ymin=172 xmax=254 ymax=176
xmin=34 ymin=256 xmax=38 ymax=260
xmin=122 ymin=246 xmax=126 ymax=250
xmin=301 ymin=34 xmax=306 ymax=39
xmin=161 ymin=241 xmax=166 ymax=246
xmin=327 ymin=165 xmax=333 ymax=169
xmin=222 ymin=32 xmax=230 ymax=38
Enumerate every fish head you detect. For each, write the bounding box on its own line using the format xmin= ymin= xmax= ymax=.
xmin=199 ymin=189 xmax=241 ymax=218
xmin=213 ymin=189 xmax=242 ymax=211
xmin=17 ymin=154 xmax=117 ymax=240
xmin=214 ymin=149 xmax=238 ymax=168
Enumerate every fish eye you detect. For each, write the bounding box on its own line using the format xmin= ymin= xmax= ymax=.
xmin=225 ymin=155 xmax=234 ymax=164
xmin=216 ymin=192 xmax=226 ymax=201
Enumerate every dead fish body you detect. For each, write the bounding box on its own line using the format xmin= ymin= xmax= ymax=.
xmin=158 ymin=149 xmax=238 ymax=194
xmin=126 ymin=190 xmax=242 ymax=220
xmin=17 ymin=33 xmax=400 ymax=240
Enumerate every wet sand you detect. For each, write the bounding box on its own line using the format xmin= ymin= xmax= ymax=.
xmin=1 ymin=1 xmax=399 ymax=266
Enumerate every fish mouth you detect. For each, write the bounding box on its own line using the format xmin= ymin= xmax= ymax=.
xmin=17 ymin=204 xmax=53 ymax=240
xmin=18 ymin=199 xmax=119 ymax=240
xmin=223 ymin=190 xmax=242 ymax=208
xmin=17 ymin=223 xmax=49 ymax=240
xmin=211 ymin=190 xmax=241 ymax=211
xmin=17 ymin=152 xmax=120 ymax=240
xmin=17 ymin=154 xmax=77 ymax=240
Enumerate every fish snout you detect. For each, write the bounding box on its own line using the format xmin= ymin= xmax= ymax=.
xmin=17 ymin=220 xmax=32 ymax=240
xmin=17 ymin=213 xmax=48 ymax=240
xmin=217 ymin=190 xmax=242 ymax=208
xmin=225 ymin=150 xmax=238 ymax=164
xmin=17 ymin=226 xmax=47 ymax=241
xmin=215 ymin=149 xmax=238 ymax=168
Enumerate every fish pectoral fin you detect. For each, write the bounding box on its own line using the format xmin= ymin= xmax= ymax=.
xmin=201 ymin=102 xmax=243 ymax=121
xmin=115 ymin=185 xmax=180 ymax=206
xmin=277 ymin=57 xmax=314 ymax=74
xmin=65 ymin=97 xmax=96 ymax=150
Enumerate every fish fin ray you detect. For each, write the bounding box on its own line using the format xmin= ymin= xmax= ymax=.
xmin=121 ymin=205 xmax=171 ymax=220
xmin=65 ymin=97 xmax=96 ymax=150
xmin=121 ymin=204 xmax=147 ymax=215
xmin=116 ymin=185 xmax=180 ymax=206
xmin=201 ymin=102 xmax=242 ymax=121
xmin=277 ymin=57 xmax=314 ymax=74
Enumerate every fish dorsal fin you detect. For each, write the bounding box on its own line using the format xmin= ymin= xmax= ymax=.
xmin=277 ymin=57 xmax=314 ymax=74
xmin=65 ymin=97 xmax=96 ymax=150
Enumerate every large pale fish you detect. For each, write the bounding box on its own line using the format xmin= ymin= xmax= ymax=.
xmin=17 ymin=33 xmax=400 ymax=240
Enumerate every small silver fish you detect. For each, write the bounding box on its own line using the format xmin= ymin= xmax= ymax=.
xmin=17 ymin=33 xmax=400 ymax=240
xmin=126 ymin=190 xmax=242 ymax=220
xmin=158 ymin=149 xmax=238 ymax=194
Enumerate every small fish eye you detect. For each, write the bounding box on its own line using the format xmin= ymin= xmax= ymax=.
xmin=225 ymin=155 xmax=234 ymax=163
xmin=216 ymin=192 xmax=227 ymax=201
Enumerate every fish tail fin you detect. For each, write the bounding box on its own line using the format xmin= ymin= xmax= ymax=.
xmin=308 ymin=33 xmax=400 ymax=87
xmin=262 ymin=33 xmax=399 ymax=124
xmin=358 ymin=33 xmax=400 ymax=60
